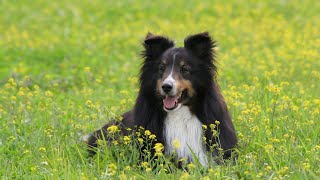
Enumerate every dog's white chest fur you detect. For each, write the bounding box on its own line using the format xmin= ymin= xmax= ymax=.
xmin=164 ymin=106 xmax=207 ymax=166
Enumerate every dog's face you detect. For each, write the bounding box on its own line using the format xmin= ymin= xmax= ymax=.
xmin=156 ymin=49 xmax=195 ymax=111
xmin=142 ymin=32 xmax=216 ymax=112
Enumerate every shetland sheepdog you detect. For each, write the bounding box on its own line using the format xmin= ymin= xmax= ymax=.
xmin=86 ymin=32 xmax=237 ymax=167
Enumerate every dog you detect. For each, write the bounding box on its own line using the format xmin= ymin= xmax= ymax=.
xmin=86 ymin=32 xmax=237 ymax=167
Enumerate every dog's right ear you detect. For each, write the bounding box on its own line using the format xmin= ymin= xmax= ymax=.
xmin=142 ymin=33 xmax=174 ymax=60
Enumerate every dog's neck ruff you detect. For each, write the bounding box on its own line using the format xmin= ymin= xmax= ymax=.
xmin=163 ymin=105 xmax=207 ymax=167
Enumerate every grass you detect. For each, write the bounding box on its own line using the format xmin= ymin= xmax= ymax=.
xmin=0 ymin=0 xmax=319 ymax=179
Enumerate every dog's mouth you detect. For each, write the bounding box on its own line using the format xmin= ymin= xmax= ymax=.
xmin=162 ymin=90 xmax=187 ymax=111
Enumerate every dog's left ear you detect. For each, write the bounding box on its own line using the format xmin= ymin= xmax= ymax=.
xmin=184 ymin=32 xmax=216 ymax=61
xmin=143 ymin=33 xmax=174 ymax=60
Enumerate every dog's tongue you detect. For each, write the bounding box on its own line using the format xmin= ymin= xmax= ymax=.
xmin=163 ymin=96 xmax=178 ymax=109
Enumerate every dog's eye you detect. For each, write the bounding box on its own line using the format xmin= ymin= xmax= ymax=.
xmin=181 ymin=66 xmax=190 ymax=74
xmin=159 ymin=65 xmax=165 ymax=73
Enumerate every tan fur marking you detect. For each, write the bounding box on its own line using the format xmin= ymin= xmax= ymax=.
xmin=157 ymin=79 xmax=163 ymax=94
xmin=175 ymin=78 xmax=195 ymax=97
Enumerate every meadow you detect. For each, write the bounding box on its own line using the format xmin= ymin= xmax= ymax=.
xmin=0 ymin=0 xmax=319 ymax=179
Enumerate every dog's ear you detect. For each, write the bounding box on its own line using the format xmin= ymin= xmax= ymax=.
xmin=142 ymin=33 xmax=174 ymax=60
xmin=184 ymin=32 xmax=216 ymax=61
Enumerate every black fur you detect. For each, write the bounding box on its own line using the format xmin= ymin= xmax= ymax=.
xmin=86 ymin=32 xmax=237 ymax=161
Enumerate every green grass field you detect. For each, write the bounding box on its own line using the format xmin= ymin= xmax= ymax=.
xmin=1 ymin=0 xmax=319 ymax=179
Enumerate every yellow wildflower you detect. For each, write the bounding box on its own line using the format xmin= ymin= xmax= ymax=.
xmin=123 ymin=136 xmax=131 ymax=144
xmin=107 ymin=163 xmax=117 ymax=176
xmin=202 ymin=125 xmax=207 ymax=130
xmin=84 ymin=66 xmax=91 ymax=73
xmin=138 ymin=138 xmax=143 ymax=144
xmin=154 ymin=143 xmax=164 ymax=156
xmin=141 ymin=161 xmax=148 ymax=168
xmin=45 ymin=90 xmax=53 ymax=97
xmin=39 ymin=147 xmax=46 ymax=152
xmin=172 ymin=139 xmax=180 ymax=149
xmin=187 ymin=163 xmax=195 ymax=169
xmin=179 ymin=172 xmax=189 ymax=180
xmin=149 ymin=134 xmax=156 ymax=139
xmin=107 ymin=125 xmax=119 ymax=134
xmin=112 ymin=141 xmax=118 ymax=145
xmin=144 ymin=130 xmax=151 ymax=136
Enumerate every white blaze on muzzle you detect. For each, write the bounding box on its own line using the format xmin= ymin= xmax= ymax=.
xmin=162 ymin=53 xmax=181 ymax=110
xmin=162 ymin=52 xmax=178 ymax=95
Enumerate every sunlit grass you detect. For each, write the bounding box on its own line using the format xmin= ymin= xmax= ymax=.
xmin=0 ymin=0 xmax=319 ymax=179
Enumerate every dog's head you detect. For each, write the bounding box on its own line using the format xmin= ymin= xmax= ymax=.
xmin=141 ymin=32 xmax=217 ymax=112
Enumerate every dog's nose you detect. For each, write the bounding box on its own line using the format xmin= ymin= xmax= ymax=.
xmin=162 ymin=83 xmax=173 ymax=94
